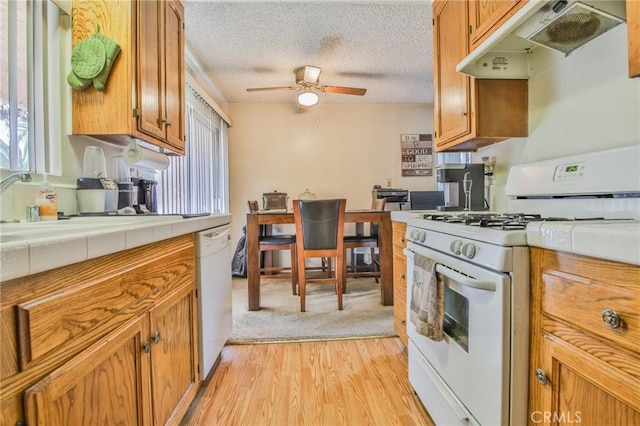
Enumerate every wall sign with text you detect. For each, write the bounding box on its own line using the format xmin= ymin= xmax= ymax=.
xmin=401 ymin=134 xmax=433 ymax=176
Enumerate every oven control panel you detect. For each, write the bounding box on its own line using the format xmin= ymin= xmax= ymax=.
xmin=450 ymin=240 xmax=476 ymax=259
xmin=553 ymin=161 xmax=586 ymax=182
xmin=408 ymin=228 xmax=427 ymax=243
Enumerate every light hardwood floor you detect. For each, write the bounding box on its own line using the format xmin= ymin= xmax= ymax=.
xmin=182 ymin=337 xmax=434 ymax=425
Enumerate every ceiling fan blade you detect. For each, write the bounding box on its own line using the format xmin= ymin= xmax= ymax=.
xmin=320 ymin=86 xmax=367 ymax=96
xmin=246 ymin=86 xmax=297 ymax=92
xmin=303 ymin=66 xmax=321 ymax=83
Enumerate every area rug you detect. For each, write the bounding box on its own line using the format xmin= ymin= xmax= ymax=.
xmin=229 ymin=277 xmax=397 ymax=344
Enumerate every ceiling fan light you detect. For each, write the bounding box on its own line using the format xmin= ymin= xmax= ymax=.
xmin=297 ymin=91 xmax=319 ymax=107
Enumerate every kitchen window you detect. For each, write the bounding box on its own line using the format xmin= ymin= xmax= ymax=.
xmin=156 ymin=83 xmax=229 ymax=214
xmin=0 ymin=0 xmax=64 ymax=174
xmin=437 ymin=151 xmax=472 ymax=165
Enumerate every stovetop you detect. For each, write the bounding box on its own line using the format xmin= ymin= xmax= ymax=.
xmin=407 ymin=211 xmax=637 ymax=248
xmin=422 ymin=212 xmax=610 ymax=231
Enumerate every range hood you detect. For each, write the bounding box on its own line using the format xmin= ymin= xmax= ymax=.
xmin=457 ymin=0 xmax=626 ymax=79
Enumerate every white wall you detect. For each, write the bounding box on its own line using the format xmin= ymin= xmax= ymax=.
xmin=477 ymin=25 xmax=640 ymax=211
xmin=227 ymin=103 xmax=433 ymax=242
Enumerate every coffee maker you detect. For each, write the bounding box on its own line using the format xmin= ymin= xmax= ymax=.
xmin=133 ymin=178 xmax=158 ymax=213
xmin=436 ymin=163 xmax=486 ymax=211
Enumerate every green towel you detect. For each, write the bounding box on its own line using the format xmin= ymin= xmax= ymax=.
xmin=92 ymin=33 xmax=121 ymax=92
xmin=71 ymin=36 xmax=106 ymax=79
xmin=67 ymin=30 xmax=121 ymax=92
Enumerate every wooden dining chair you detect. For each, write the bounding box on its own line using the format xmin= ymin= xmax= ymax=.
xmin=342 ymin=198 xmax=386 ymax=292
xmin=247 ymin=200 xmax=297 ymax=295
xmin=293 ymin=199 xmax=346 ymax=312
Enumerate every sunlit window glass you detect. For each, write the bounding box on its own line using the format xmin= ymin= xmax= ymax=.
xmin=0 ymin=0 xmax=29 ymax=171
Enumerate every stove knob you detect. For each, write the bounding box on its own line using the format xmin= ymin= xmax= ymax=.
xmin=418 ymin=231 xmax=426 ymax=243
xmin=461 ymin=242 xmax=476 ymax=259
xmin=450 ymin=240 xmax=462 ymax=255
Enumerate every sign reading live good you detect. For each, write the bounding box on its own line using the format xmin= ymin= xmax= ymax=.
xmin=401 ymin=134 xmax=433 ymax=176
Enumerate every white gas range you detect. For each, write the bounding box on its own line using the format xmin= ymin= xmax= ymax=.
xmin=403 ymin=145 xmax=640 ymax=426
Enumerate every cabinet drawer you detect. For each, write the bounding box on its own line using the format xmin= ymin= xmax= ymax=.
xmin=15 ymin=246 xmax=194 ymax=369
xmin=541 ymin=269 xmax=640 ymax=354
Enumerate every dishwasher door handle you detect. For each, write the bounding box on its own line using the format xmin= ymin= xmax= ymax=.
xmin=198 ymin=226 xmax=231 ymax=255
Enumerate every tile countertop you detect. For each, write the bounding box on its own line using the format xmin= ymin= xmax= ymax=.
xmin=0 ymin=214 xmax=232 ymax=282
xmin=526 ymin=220 xmax=640 ymax=266
xmin=390 ymin=210 xmax=438 ymax=223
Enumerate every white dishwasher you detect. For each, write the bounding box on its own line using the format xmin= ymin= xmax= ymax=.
xmin=196 ymin=224 xmax=232 ymax=380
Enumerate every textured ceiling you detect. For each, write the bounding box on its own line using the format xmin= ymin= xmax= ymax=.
xmin=184 ymin=1 xmax=433 ymax=106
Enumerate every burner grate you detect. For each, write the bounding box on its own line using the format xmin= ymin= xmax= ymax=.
xmin=419 ymin=212 xmax=607 ymax=231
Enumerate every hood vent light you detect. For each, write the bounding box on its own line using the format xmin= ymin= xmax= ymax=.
xmin=456 ymin=1 xmax=626 ymax=79
xmin=524 ymin=2 xmax=624 ymax=55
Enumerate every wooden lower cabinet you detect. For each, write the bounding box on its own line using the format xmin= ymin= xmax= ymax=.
xmin=392 ymin=221 xmax=408 ymax=346
xmin=24 ymin=314 xmax=151 ymax=425
xmin=528 ymin=248 xmax=640 ymax=425
xmin=148 ymin=284 xmax=199 ymax=425
xmin=0 ymin=235 xmax=198 ymax=426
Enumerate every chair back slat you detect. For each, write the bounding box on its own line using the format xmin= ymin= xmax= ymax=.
xmin=299 ymin=200 xmax=343 ymax=250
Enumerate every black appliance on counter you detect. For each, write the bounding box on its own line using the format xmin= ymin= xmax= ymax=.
xmin=409 ymin=191 xmax=445 ymax=210
xmin=132 ymin=178 xmax=158 ymax=213
xmin=436 ymin=163 xmax=486 ymax=211
xmin=372 ymin=187 xmax=409 ymax=210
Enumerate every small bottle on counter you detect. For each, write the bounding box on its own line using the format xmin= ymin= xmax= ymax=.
xmin=36 ymin=174 xmax=58 ymax=221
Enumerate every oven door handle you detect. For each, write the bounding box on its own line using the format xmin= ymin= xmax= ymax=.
xmin=435 ymin=264 xmax=496 ymax=292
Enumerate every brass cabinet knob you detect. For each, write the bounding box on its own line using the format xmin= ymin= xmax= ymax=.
xmin=535 ymin=368 xmax=548 ymax=385
xmin=602 ymin=309 xmax=621 ymax=328
xmin=153 ymin=331 xmax=161 ymax=344
xmin=142 ymin=341 xmax=151 ymax=353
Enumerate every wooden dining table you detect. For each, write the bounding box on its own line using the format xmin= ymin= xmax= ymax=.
xmin=245 ymin=210 xmax=394 ymax=311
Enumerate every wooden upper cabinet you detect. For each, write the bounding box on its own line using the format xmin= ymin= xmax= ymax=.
xmin=433 ymin=0 xmax=528 ymax=152
xmin=628 ymin=0 xmax=640 ymax=78
xmin=72 ymin=0 xmax=185 ymax=155
xmin=468 ymin=0 xmax=528 ymax=52
xmin=433 ymin=0 xmax=472 ymax=147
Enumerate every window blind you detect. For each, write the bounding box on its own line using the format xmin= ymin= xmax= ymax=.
xmin=157 ymin=84 xmax=229 ymax=214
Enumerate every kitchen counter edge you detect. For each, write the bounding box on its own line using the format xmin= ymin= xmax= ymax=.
xmin=0 ymin=214 xmax=232 ymax=282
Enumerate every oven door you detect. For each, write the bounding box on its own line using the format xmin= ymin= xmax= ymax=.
xmin=404 ymin=241 xmax=511 ymax=426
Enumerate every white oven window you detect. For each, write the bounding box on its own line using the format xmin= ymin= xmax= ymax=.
xmin=443 ymin=285 xmax=469 ymax=352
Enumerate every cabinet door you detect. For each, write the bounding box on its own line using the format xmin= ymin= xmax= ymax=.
xmin=433 ymin=0 xmax=471 ymax=147
xmin=163 ymin=0 xmax=185 ymax=150
xmin=148 ymin=284 xmax=199 ymax=425
xmin=469 ymin=0 xmax=525 ymax=51
xmin=138 ymin=0 xmax=166 ymax=142
xmin=24 ymin=315 xmax=152 ymax=426
xmin=530 ymin=334 xmax=640 ymax=425
xmin=392 ymin=222 xmax=408 ymax=345
xmin=628 ymin=0 xmax=640 ymax=78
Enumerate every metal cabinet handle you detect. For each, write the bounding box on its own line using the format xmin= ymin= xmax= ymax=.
xmin=400 ymin=274 xmax=405 ymax=280
xmin=153 ymin=332 xmax=161 ymax=344
xmin=460 ymin=111 xmax=467 ymax=117
xmin=602 ymin=309 xmax=621 ymax=328
xmin=162 ymin=118 xmax=173 ymax=127
xmin=142 ymin=341 xmax=151 ymax=353
xmin=401 ymin=319 xmax=406 ymax=325
xmin=535 ymin=368 xmax=548 ymax=385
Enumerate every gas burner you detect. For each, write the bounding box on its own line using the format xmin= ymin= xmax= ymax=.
xmin=420 ymin=212 xmax=617 ymax=232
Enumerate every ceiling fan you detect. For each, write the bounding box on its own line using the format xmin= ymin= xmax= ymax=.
xmin=246 ymin=65 xmax=367 ymax=107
